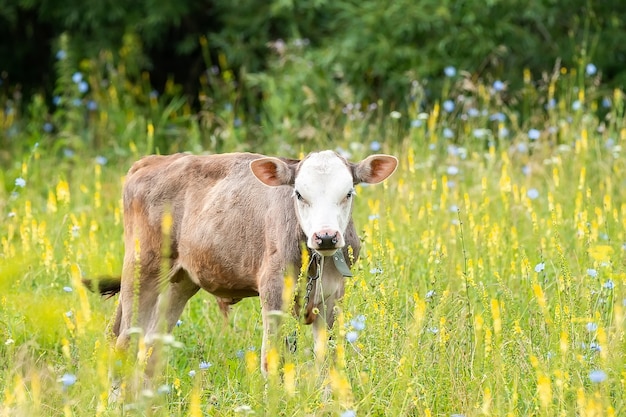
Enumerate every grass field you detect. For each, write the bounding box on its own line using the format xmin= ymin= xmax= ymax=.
xmin=1 ymin=63 xmax=625 ymax=416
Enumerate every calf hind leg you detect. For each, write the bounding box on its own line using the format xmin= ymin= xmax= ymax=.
xmin=156 ymin=269 xmax=200 ymax=334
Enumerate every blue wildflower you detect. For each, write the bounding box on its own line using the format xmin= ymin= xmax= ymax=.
xmin=78 ymin=81 xmax=89 ymax=94
xmin=467 ymin=108 xmax=480 ymax=118
xmin=341 ymin=410 xmax=357 ymax=417
xmin=447 ymin=165 xmax=459 ymax=176
xmin=472 ymin=129 xmax=488 ymax=139
xmin=60 ymin=373 xmax=77 ymax=387
xmin=52 ymin=96 xmax=62 ymax=106
xmin=516 ymin=143 xmax=528 ymax=153
xmin=587 ymin=268 xmax=598 ymax=278
xmin=605 ymin=138 xmax=615 ymax=149
xmin=199 ymin=361 xmax=212 ymax=370
xmin=15 ymin=177 xmax=26 ymax=188
xmin=63 ymin=286 xmax=73 ymax=292
xmin=489 ymin=112 xmax=506 ymax=122
xmin=72 ymin=72 xmax=83 ymax=84
xmin=602 ymin=98 xmax=611 ymax=108
xmin=410 ymin=119 xmax=422 ymax=128
xmin=585 ymin=63 xmax=597 ymax=76
xmin=447 ymin=145 xmax=468 ymax=159
xmin=443 ymin=127 xmax=454 ymax=139
xmin=586 ymin=322 xmax=598 ymax=332
xmin=43 ymin=122 xmax=54 ymax=133
xmin=95 ymin=156 xmax=108 ymax=166
xmin=444 ymin=66 xmax=456 ymax=77
xmin=370 ymin=141 xmax=381 ymax=152
xmin=527 ymin=188 xmax=539 ymax=200
xmin=350 ymin=315 xmax=366 ymax=331
xmin=189 ymin=369 xmax=196 ymax=377
xmin=443 ymin=100 xmax=455 ymax=113
xmin=572 ymin=100 xmax=582 ymax=111
xmin=589 ymin=342 xmax=601 ymax=352
xmin=603 ymin=280 xmax=614 ymax=289
xmin=589 ymin=370 xmax=607 ymax=383
xmin=346 ymin=331 xmax=358 ymax=343
xmin=534 ymin=262 xmax=545 ymax=273
xmin=545 ymin=98 xmax=556 ymax=110
xmin=492 ymin=80 xmax=505 ymax=92
xmin=56 ymin=50 xmax=67 ymax=60
xmin=528 ymin=129 xmax=541 ymax=140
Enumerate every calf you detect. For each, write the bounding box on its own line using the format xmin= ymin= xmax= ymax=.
xmin=89 ymin=150 xmax=397 ymax=374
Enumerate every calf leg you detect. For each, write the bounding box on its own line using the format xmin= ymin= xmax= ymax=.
xmin=115 ymin=253 xmax=161 ymax=351
xmin=312 ymin=295 xmax=338 ymax=360
xmin=145 ymin=269 xmax=199 ymax=338
xmin=259 ymin=268 xmax=285 ymax=377
xmin=142 ymin=269 xmax=199 ymax=377
xmin=107 ymin=249 xmax=162 ymax=402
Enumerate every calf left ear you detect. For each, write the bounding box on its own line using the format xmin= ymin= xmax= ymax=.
xmin=353 ymin=154 xmax=398 ymax=184
xmin=250 ymin=157 xmax=296 ymax=186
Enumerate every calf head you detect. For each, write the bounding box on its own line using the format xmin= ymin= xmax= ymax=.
xmin=250 ymin=151 xmax=398 ymax=256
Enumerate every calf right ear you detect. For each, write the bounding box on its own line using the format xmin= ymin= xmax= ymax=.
xmin=250 ymin=157 xmax=295 ymax=186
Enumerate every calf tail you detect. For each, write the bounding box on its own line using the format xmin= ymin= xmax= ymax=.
xmin=82 ymin=276 xmax=122 ymax=298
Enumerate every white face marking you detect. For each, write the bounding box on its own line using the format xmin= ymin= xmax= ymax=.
xmin=293 ymin=151 xmax=355 ymax=255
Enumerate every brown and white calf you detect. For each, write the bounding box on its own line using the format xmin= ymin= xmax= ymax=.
xmin=89 ymin=150 xmax=397 ymax=374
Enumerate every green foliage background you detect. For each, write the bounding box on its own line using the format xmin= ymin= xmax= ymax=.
xmin=2 ymin=0 xmax=626 ymax=117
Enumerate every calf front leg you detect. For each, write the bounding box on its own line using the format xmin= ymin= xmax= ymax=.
xmin=312 ymin=293 xmax=338 ymax=361
xmin=259 ymin=270 xmax=285 ymax=377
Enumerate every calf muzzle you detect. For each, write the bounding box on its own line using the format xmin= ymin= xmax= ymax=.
xmin=312 ymin=230 xmax=340 ymax=251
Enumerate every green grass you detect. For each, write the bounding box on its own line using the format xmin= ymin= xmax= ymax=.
xmin=1 ymin=59 xmax=626 ymax=416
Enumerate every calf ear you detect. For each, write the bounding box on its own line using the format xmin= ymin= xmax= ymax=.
xmin=353 ymin=154 xmax=398 ymax=184
xmin=250 ymin=157 xmax=295 ymax=186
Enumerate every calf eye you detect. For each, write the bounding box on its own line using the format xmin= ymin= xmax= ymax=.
xmin=294 ymin=190 xmax=303 ymax=201
xmin=346 ymin=189 xmax=355 ymax=199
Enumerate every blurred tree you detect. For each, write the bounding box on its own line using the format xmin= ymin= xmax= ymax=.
xmin=1 ymin=0 xmax=625 ymax=108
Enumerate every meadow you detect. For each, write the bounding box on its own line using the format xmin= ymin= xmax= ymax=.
xmin=1 ymin=57 xmax=625 ymax=416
